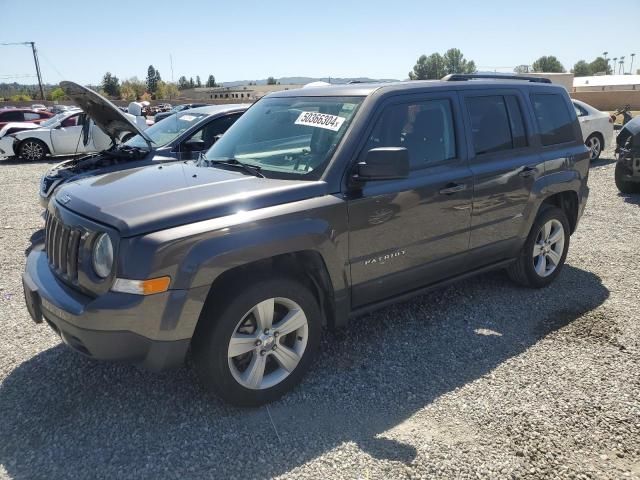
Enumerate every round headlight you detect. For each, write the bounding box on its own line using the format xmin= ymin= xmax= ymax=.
xmin=92 ymin=233 xmax=114 ymax=278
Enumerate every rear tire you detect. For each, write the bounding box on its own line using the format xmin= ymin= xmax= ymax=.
xmin=615 ymin=161 xmax=640 ymax=194
xmin=18 ymin=139 xmax=47 ymax=161
xmin=585 ymin=133 xmax=602 ymax=161
xmin=192 ymin=275 xmax=322 ymax=406
xmin=508 ymin=207 xmax=570 ymax=288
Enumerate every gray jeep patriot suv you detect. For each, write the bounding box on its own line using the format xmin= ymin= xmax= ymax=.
xmin=23 ymin=74 xmax=590 ymax=406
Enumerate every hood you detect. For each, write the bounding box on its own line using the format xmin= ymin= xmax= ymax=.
xmin=60 ymin=81 xmax=152 ymax=146
xmin=0 ymin=122 xmax=40 ymax=137
xmin=55 ymin=162 xmax=327 ymax=237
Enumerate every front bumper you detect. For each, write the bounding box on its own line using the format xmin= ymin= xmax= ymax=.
xmin=0 ymin=136 xmax=15 ymax=158
xmin=23 ymin=246 xmax=208 ymax=370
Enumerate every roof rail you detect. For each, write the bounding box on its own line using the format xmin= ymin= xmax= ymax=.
xmin=441 ymin=73 xmax=552 ymax=84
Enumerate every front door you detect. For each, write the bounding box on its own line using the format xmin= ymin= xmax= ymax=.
xmin=347 ymin=92 xmax=473 ymax=307
xmin=51 ymin=113 xmax=87 ymax=154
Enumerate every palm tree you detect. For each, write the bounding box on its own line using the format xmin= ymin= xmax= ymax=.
xmin=619 ymin=56 xmax=625 ymax=74
xmin=630 ymin=53 xmax=636 ymax=75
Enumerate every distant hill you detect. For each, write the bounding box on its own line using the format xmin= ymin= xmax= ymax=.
xmin=220 ymin=77 xmax=399 ymax=87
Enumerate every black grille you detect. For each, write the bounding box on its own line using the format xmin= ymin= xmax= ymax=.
xmin=45 ymin=212 xmax=82 ymax=282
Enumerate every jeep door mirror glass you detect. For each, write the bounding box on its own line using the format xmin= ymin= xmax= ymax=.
xmin=355 ymin=147 xmax=410 ymax=181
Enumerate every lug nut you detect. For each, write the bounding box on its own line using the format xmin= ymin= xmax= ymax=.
xmin=264 ymin=329 xmax=270 ymax=335
xmin=274 ymin=331 xmax=279 ymax=338
xmin=255 ymin=340 xmax=262 ymax=346
xmin=272 ymin=345 xmax=278 ymax=351
xmin=260 ymin=350 xmax=266 ymax=356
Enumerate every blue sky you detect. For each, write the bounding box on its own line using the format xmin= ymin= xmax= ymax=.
xmin=1 ymin=0 xmax=638 ymax=85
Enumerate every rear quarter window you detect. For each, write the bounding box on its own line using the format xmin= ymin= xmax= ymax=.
xmin=531 ymin=93 xmax=575 ymax=146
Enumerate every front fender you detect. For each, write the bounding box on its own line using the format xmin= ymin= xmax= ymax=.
xmin=118 ymin=195 xmax=349 ymax=295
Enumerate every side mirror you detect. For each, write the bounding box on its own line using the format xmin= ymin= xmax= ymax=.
xmin=353 ymin=147 xmax=410 ymax=182
xmin=183 ymin=138 xmax=206 ymax=152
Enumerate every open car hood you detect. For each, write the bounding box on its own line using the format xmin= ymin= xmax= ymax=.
xmin=60 ymin=81 xmax=152 ymax=145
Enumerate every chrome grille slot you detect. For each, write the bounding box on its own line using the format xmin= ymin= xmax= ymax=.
xmin=45 ymin=213 xmax=83 ymax=282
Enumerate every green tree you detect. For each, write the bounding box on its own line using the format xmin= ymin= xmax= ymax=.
xmin=146 ymin=65 xmax=159 ymax=92
xmin=532 ymin=56 xmax=565 ymax=73
xmin=589 ymin=56 xmax=611 ymax=75
xmin=408 ymin=53 xmax=445 ymax=80
xmin=121 ymin=77 xmax=147 ymax=100
xmin=154 ymin=80 xmax=168 ymax=100
xmin=165 ymin=83 xmax=179 ymax=99
xmin=177 ymin=76 xmax=189 ymax=90
xmin=266 ymin=76 xmax=277 ymax=85
xmin=10 ymin=93 xmax=32 ymax=102
xmin=442 ymin=48 xmax=476 ymax=75
xmin=49 ymin=87 xmax=66 ymax=101
xmin=572 ymin=60 xmax=591 ymax=77
xmin=189 ymin=77 xmax=195 ymax=88
xmin=101 ymin=72 xmax=121 ymax=97
xmin=513 ymin=65 xmax=531 ymax=74
xmin=196 ymin=75 xmax=202 ymax=88
xmin=206 ymin=75 xmax=216 ymax=87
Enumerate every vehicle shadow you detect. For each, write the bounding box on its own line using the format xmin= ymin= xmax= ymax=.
xmin=0 ymin=265 xmax=609 ymax=479
xmin=618 ymin=192 xmax=640 ymax=205
xmin=589 ymin=157 xmax=616 ymax=168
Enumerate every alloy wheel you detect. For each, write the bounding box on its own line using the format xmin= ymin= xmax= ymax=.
xmin=227 ymin=297 xmax=309 ymax=390
xmin=21 ymin=141 xmax=44 ymax=161
xmin=532 ymin=219 xmax=565 ymax=277
xmin=587 ymin=136 xmax=601 ymax=160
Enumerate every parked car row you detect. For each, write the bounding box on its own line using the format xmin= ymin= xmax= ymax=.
xmin=22 ymin=74 xmax=596 ymax=406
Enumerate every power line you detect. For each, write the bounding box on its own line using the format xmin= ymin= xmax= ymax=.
xmin=0 ymin=41 xmax=45 ymax=99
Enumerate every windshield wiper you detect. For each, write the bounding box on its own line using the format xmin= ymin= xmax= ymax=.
xmin=204 ymin=157 xmax=265 ymax=178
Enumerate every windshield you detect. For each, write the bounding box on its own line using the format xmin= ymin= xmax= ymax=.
xmin=204 ymin=96 xmax=363 ymax=177
xmin=125 ymin=111 xmax=208 ymax=148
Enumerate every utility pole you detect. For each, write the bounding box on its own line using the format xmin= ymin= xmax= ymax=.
xmin=29 ymin=42 xmax=45 ymax=100
xmin=0 ymin=41 xmax=45 ymax=99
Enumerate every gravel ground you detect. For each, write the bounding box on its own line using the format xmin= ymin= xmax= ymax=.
xmin=0 ymin=143 xmax=638 ymax=480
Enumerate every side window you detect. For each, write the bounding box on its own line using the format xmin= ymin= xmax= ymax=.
xmin=24 ymin=112 xmax=40 ymax=121
xmin=466 ymin=96 xmax=513 ymax=155
xmin=61 ymin=114 xmax=79 ymax=127
xmin=183 ymin=113 xmax=243 ymax=150
xmin=531 ymin=94 xmax=575 ymax=146
xmin=2 ymin=111 xmax=24 ymax=122
xmin=365 ymin=99 xmax=456 ymax=169
xmin=573 ymin=103 xmax=588 ymax=118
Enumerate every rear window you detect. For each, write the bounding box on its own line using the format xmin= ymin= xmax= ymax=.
xmin=466 ymin=95 xmax=528 ymax=155
xmin=0 ymin=111 xmax=24 ymax=122
xmin=531 ymin=93 xmax=575 ymax=146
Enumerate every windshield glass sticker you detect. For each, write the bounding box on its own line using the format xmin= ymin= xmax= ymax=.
xmin=294 ymin=111 xmax=346 ymax=132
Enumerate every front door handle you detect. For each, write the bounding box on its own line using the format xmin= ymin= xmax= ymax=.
xmin=439 ymin=183 xmax=467 ymax=195
xmin=519 ymin=165 xmax=538 ymax=178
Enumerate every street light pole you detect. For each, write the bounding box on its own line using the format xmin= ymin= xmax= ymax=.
xmin=603 ymin=52 xmax=608 ymax=74
xmin=29 ymin=42 xmax=45 ymax=100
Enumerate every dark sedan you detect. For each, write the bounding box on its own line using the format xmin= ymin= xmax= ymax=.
xmin=0 ymin=108 xmax=53 ymax=129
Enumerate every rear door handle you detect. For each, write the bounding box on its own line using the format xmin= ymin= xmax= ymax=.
xmin=519 ymin=165 xmax=538 ymax=178
xmin=439 ymin=183 xmax=467 ymax=195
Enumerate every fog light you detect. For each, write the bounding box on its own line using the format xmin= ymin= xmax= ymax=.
xmin=112 ymin=276 xmax=171 ymax=295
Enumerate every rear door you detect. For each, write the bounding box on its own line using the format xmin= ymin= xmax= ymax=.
xmin=459 ymin=88 xmax=543 ymax=267
xmin=347 ymin=91 xmax=473 ymax=307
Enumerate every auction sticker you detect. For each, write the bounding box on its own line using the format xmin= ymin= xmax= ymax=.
xmin=294 ymin=111 xmax=346 ymax=132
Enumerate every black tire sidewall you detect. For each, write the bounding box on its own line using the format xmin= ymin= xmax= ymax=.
xmin=193 ymin=276 xmax=322 ymax=406
xmin=19 ymin=139 xmax=46 ymax=161
xmin=521 ymin=207 xmax=571 ymax=288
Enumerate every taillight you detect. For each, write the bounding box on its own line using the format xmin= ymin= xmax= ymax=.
xmin=609 ymin=115 xmax=615 ymax=123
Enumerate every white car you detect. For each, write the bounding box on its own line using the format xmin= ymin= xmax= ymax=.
xmin=0 ymin=109 xmax=145 ymax=161
xmin=572 ymin=99 xmax=614 ymax=161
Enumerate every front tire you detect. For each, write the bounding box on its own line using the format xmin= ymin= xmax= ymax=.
xmin=18 ymin=139 xmax=47 ymax=161
xmin=192 ymin=276 xmax=322 ymax=406
xmin=508 ymin=207 xmax=570 ymax=288
xmin=585 ymin=134 xmax=602 ymax=161
xmin=615 ymin=161 xmax=640 ymax=194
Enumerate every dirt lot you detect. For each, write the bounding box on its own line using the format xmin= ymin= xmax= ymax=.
xmin=0 ymin=144 xmax=638 ymax=479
